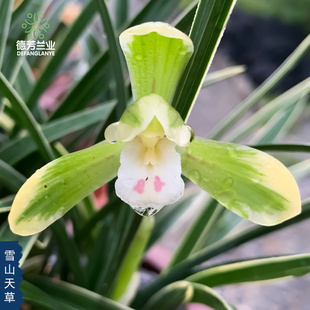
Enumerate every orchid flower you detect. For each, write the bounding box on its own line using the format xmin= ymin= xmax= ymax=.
xmin=9 ymin=22 xmax=301 ymax=236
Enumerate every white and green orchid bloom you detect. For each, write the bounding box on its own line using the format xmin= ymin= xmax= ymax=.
xmin=9 ymin=22 xmax=301 ymax=236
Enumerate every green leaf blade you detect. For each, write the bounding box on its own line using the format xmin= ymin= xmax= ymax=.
xmin=112 ymin=217 xmax=154 ymax=301
xmin=187 ymin=254 xmax=310 ymax=287
xmin=0 ymin=72 xmax=54 ymax=161
xmin=208 ymin=34 xmax=310 ymax=140
xmin=0 ymin=0 xmax=13 ymax=70
xmin=96 ymin=0 xmax=127 ymax=117
xmin=172 ymin=0 xmax=236 ymax=120
xmin=0 ymin=101 xmax=116 ymax=165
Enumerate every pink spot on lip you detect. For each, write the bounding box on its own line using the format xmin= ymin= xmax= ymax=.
xmin=154 ymin=176 xmax=165 ymax=192
xmin=133 ymin=179 xmax=145 ymax=194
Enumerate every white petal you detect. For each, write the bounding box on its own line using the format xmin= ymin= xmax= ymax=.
xmin=116 ymin=94 xmax=191 ymax=146
xmin=115 ymin=137 xmax=184 ymax=216
xmin=105 ymin=122 xmax=120 ymax=142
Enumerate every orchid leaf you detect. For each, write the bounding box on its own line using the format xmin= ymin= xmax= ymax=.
xmin=167 ymin=198 xmax=221 ymax=269
xmin=96 ymin=0 xmax=127 ymax=117
xmin=21 ymin=281 xmax=72 ymax=310
xmin=172 ymin=0 xmax=236 ymax=120
xmin=251 ymin=143 xmax=310 ymax=153
xmin=141 ymin=281 xmax=194 ymax=310
xmin=202 ymin=65 xmax=246 ymax=88
xmin=132 ymin=200 xmax=310 ymax=308
xmin=141 ymin=281 xmax=232 ymax=310
xmin=0 ymin=101 xmax=116 ymax=166
xmin=112 ymin=217 xmax=154 ymax=301
xmin=179 ymin=138 xmax=301 ymax=226
xmin=225 ymin=77 xmax=310 ymax=142
xmin=119 ymin=22 xmax=193 ymax=103
xmin=26 ymin=276 xmax=134 ymax=310
xmin=0 ymin=159 xmax=26 ymax=192
xmin=208 ymin=34 xmax=310 ymax=140
xmin=0 ymin=0 xmax=13 ymax=70
xmin=0 ymin=72 xmax=54 ymax=162
xmin=9 ymin=141 xmax=124 ymax=236
xmin=190 ymin=282 xmax=232 ymax=310
xmin=26 ymin=0 xmax=97 ymax=110
xmin=187 ymin=254 xmax=310 ymax=287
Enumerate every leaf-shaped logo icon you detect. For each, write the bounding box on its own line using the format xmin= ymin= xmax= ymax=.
xmin=25 ymin=26 xmax=33 ymax=33
xmin=25 ymin=18 xmax=34 ymax=25
xmin=33 ymin=13 xmax=38 ymax=23
xmin=34 ymin=28 xmax=39 ymax=39
xmin=22 ymin=12 xmax=49 ymax=39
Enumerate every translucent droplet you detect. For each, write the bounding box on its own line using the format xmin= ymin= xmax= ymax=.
xmin=133 ymin=207 xmax=158 ymax=217
xmin=228 ymin=147 xmax=239 ymax=158
xmin=188 ymin=170 xmax=201 ymax=184
xmin=229 ymin=200 xmax=251 ymax=220
xmin=134 ymin=54 xmax=143 ymax=61
xmin=222 ymin=177 xmax=233 ymax=190
xmin=216 ymin=189 xmax=235 ymax=204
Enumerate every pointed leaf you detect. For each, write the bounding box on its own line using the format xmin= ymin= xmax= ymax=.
xmin=187 ymin=254 xmax=310 ymax=287
xmin=141 ymin=281 xmax=232 ymax=310
xmin=34 ymin=13 xmax=38 ymax=23
xmin=0 ymin=101 xmax=116 ymax=165
xmin=26 ymin=276 xmax=134 ymax=310
xmin=0 ymin=0 xmax=13 ymax=69
xmin=96 ymin=0 xmax=127 ymax=117
xmin=202 ymin=65 xmax=246 ymax=88
xmin=141 ymin=281 xmax=194 ymax=310
xmin=120 ymin=22 xmax=193 ymax=104
xmin=34 ymin=28 xmax=39 ymax=39
xmin=25 ymin=1 xmax=97 ymax=110
xmin=112 ymin=217 xmax=154 ymax=301
xmin=0 ymin=159 xmax=26 ymax=192
xmin=25 ymin=18 xmax=34 ymax=25
xmin=179 ymin=138 xmax=301 ymax=226
xmin=40 ymin=18 xmax=47 ymax=24
xmin=132 ymin=200 xmax=310 ymax=308
xmin=172 ymin=0 xmax=236 ymax=120
xmin=9 ymin=141 xmax=125 ymax=236
xmin=208 ymin=34 xmax=310 ymax=140
xmin=250 ymin=143 xmax=310 ymax=153
xmin=25 ymin=26 xmax=33 ymax=33
xmin=21 ymin=281 xmax=72 ymax=310
xmin=0 ymin=72 xmax=54 ymax=162
xmin=190 ymin=283 xmax=232 ymax=310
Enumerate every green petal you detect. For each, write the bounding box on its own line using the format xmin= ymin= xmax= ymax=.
xmin=9 ymin=142 xmax=125 ymax=236
xmin=179 ymin=138 xmax=301 ymax=226
xmin=119 ymin=22 xmax=193 ymax=103
xmin=105 ymin=94 xmax=191 ymax=147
